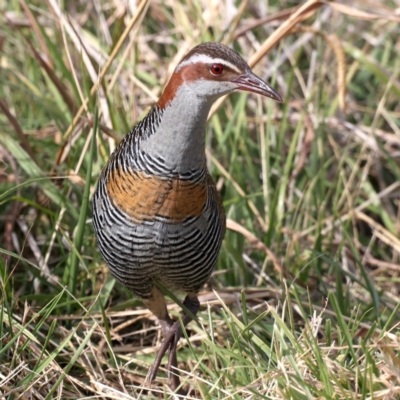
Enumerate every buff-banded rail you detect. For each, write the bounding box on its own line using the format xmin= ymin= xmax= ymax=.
xmin=93 ymin=42 xmax=282 ymax=391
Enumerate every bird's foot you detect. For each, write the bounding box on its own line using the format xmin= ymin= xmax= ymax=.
xmin=148 ymin=295 xmax=199 ymax=392
xmin=149 ymin=320 xmax=182 ymax=391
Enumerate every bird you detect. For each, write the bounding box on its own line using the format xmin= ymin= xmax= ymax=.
xmin=92 ymin=42 xmax=282 ymax=391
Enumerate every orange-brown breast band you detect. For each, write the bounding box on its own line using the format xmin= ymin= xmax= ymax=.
xmin=106 ymin=168 xmax=207 ymax=224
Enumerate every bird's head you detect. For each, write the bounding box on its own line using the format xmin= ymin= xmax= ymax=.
xmin=157 ymin=42 xmax=282 ymax=109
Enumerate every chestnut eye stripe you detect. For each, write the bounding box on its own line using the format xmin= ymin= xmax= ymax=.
xmin=176 ymin=53 xmax=242 ymax=73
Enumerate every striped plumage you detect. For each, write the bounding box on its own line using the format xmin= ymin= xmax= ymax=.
xmin=93 ymin=105 xmax=225 ymax=299
xmin=92 ymin=42 xmax=281 ymax=392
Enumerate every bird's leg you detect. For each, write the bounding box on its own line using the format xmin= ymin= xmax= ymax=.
xmin=143 ymin=287 xmax=173 ymax=380
xmin=165 ymin=325 xmax=180 ymax=390
xmin=144 ymin=288 xmax=199 ymax=391
xmin=166 ymin=295 xmax=200 ymax=390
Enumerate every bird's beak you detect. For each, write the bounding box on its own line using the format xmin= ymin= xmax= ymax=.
xmin=233 ymin=71 xmax=283 ymax=102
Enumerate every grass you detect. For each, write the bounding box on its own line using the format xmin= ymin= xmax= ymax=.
xmin=1 ymin=0 xmax=400 ymax=398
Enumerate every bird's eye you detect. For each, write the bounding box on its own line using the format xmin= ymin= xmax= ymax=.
xmin=210 ymin=64 xmax=224 ymax=75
